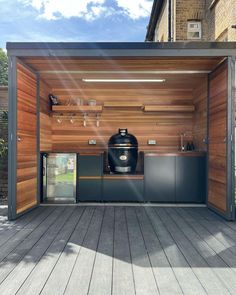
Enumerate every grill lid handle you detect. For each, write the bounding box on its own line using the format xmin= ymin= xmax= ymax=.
xmin=119 ymin=128 xmax=128 ymax=136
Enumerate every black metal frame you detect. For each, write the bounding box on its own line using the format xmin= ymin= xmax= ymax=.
xmin=7 ymin=56 xmax=17 ymax=220
xmin=36 ymin=75 xmax=41 ymax=205
xmin=226 ymin=56 xmax=235 ymax=220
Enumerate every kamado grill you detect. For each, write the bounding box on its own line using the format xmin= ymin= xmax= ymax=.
xmin=108 ymin=129 xmax=138 ymax=174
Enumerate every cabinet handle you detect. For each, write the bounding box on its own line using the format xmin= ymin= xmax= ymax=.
xmin=17 ymin=136 xmax=22 ymax=142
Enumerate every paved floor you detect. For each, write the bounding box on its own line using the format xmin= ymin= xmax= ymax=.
xmin=0 ymin=205 xmax=236 ymax=294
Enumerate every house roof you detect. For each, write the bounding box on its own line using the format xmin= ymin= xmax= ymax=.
xmin=145 ymin=0 xmax=165 ymax=41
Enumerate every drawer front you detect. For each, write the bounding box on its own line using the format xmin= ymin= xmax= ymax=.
xmin=78 ymin=155 xmax=103 ymax=176
xmin=78 ymin=179 xmax=102 ymax=201
xmin=103 ymin=179 xmax=144 ymax=202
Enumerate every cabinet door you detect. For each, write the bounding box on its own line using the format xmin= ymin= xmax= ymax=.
xmin=103 ymin=179 xmax=144 ymax=202
xmin=78 ymin=155 xmax=102 ymax=176
xmin=144 ymin=156 xmax=175 ymax=202
xmin=176 ymin=156 xmax=206 ymax=203
xmin=78 ymin=179 xmax=102 ymax=201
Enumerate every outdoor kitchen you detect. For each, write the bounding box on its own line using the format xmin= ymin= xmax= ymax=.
xmin=6 ymin=42 xmax=235 ymax=221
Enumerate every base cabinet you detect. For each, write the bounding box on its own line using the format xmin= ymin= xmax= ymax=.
xmin=77 ymin=153 xmax=206 ymax=203
xmin=144 ymin=156 xmax=175 ymax=202
xmin=78 ymin=179 xmax=102 ymax=201
xmin=176 ymin=156 xmax=206 ymax=203
xmin=78 ymin=154 xmax=103 ymax=201
xmin=103 ymin=179 xmax=144 ymax=202
xmin=144 ymin=155 xmax=206 ymax=203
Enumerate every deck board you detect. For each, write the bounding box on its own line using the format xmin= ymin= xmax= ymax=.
xmin=0 ymin=206 xmax=73 ymax=295
xmin=64 ymin=206 xmax=105 ymax=295
xmin=17 ymin=207 xmax=85 ymax=295
xmin=112 ymin=207 xmax=135 ymax=295
xmin=179 ymin=208 xmax=236 ymax=269
xmin=0 ymin=207 xmax=54 ymax=263
xmin=145 ymin=207 xmax=206 ymax=295
xmin=136 ymin=207 xmax=182 ymax=294
xmin=126 ymin=207 xmax=159 ymax=295
xmin=156 ymin=207 xmax=230 ymax=294
xmin=88 ymin=206 xmax=114 ymax=295
xmin=0 ymin=205 xmax=235 ymax=295
xmin=0 ymin=206 xmax=45 ymax=247
xmin=170 ymin=207 xmax=236 ymax=293
xmin=40 ymin=207 xmax=95 ymax=295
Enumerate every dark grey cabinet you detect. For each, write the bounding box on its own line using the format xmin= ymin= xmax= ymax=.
xmin=79 ymin=179 xmax=102 ymax=201
xmin=78 ymin=154 xmax=103 ymax=176
xmin=176 ymin=156 xmax=206 ymax=203
xmin=78 ymin=154 xmax=103 ymax=201
xmin=103 ymin=178 xmax=144 ymax=202
xmin=144 ymin=154 xmax=206 ymax=203
xmin=144 ymin=156 xmax=175 ymax=202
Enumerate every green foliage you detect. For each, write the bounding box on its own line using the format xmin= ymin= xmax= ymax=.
xmin=1 ymin=111 xmax=8 ymax=121
xmin=0 ymin=111 xmax=8 ymax=158
xmin=0 ymin=48 xmax=8 ymax=86
xmin=0 ymin=138 xmax=7 ymax=158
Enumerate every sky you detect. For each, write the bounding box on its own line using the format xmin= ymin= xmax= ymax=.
xmin=0 ymin=0 xmax=153 ymax=49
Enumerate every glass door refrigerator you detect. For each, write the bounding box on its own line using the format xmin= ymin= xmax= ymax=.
xmin=42 ymin=153 xmax=77 ymax=203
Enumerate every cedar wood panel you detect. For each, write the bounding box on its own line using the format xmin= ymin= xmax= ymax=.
xmin=16 ymin=63 xmax=37 ymax=213
xmin=208 ymin=61 xmax=227 ymax=212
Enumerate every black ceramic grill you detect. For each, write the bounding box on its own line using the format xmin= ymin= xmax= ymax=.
xmin=108 ymin=129 xmax=138 ymax=174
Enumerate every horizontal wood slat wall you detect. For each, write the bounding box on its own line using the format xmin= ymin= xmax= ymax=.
xmin=51 ymin=88 xmax=196 ymax=152
xmin=34 ymin=57 xmax=216 ymax=154
xmin=22 ymin=57 xmax=222 ymax=72
xmin=208 ymin=62 xmax=227 ymax=212
xmin=17 ymin=63 xmax=37 ymax=213
xmin=193 ymin=77 xmax=208 ymax=151
xmin=40 ymin=79 xmax=52 ymax=151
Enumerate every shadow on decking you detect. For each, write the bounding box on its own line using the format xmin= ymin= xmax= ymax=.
xmin=1 ymin=205 xmax=236 ymax=269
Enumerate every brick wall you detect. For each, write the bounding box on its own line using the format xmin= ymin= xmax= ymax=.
xmin=0 ymin=86 xmax=8 ymax=204
xmin=175 ymin=0 xmax=208 ymax=41
xmin=154 ymin=0 xmax=168 ymax=41
xmin=207 ymin=0 xmax=236 ymax=41
xmin=153 ymin=0 xmax=236 ymax=42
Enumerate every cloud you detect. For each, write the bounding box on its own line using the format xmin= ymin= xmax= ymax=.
xmin=18 ymin=0 xmax=152 ymax=21
xmin=20 ymin=0 xmax=109 ymax=21
xmin=115 ymin=0 xmax=153 ymax=20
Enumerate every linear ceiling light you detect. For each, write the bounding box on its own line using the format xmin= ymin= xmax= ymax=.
xmin=82 ymin=78 xmax=165 ymax=83
xmin=40 ymin=70 xmax=210 ymax=74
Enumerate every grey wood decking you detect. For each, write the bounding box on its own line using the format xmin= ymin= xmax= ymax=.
xmin=0 ymin=205 xmax=236 ymax=295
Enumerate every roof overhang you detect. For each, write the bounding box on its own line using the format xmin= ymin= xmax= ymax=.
xmin=6 ymin=42 xmax=236 ymax=58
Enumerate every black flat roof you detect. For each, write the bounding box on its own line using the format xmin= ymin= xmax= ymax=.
xmin=6 ymin=41 xmax=236 ymax=50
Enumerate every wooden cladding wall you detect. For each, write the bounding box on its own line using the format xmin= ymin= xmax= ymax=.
xmin=51 ymin=88 xmax=196 ymax=152
xmin=40 ymin=80 xmax=52 ymax=151
xmin=17 ymin=63 xmax=37 ymax=213
xmin=208 ymin=62 xmax=227 ymax=212
xmin=193 ymin=77 xmax=208 ymax=151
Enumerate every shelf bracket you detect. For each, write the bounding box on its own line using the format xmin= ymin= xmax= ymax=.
xmin=96 ymin=114 xmax=100 ymax=127
xmin=83 ymin=113 xmax=88 ymax=127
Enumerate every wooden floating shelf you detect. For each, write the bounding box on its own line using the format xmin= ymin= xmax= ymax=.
xmin=143 ymin=105 xmax=195 ymax=112
xmin=52 ymin=105 xmax=103 ymax=114
xmin=104 ymin=102 xmax=143 ymax=108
